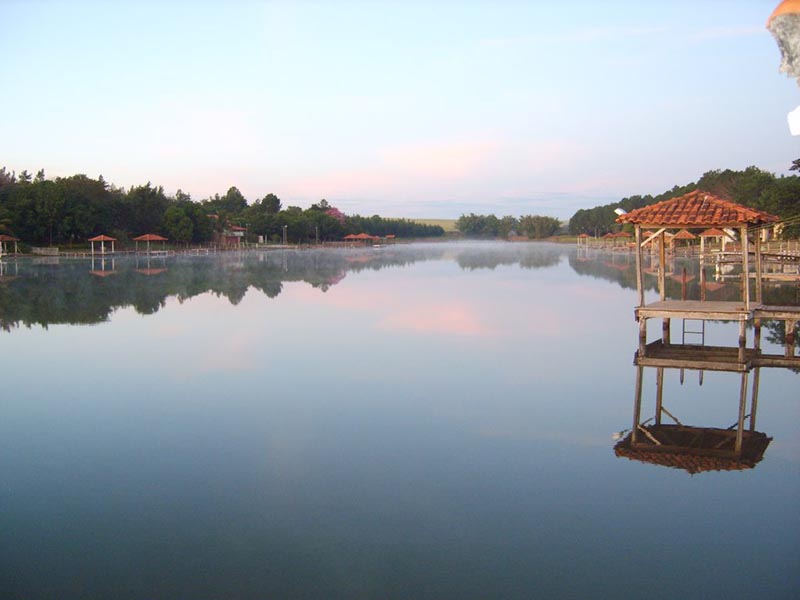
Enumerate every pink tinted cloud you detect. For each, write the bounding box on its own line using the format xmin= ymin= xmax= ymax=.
xmin=282 ymin=137 xmax=499 ymax=199
xmin=377 ymin=304 xmax=495 ymax=337
xmin=285 ymin=283 xmax=495 ymax=337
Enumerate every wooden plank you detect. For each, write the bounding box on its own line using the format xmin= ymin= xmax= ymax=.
xmin=658 ymin=232 xmax=666 ymax=301
xmin=640 ymin=228 xmax=666 ymax=248
xmin=635 ymin=225 xmax=644 ymax=307
xmin=751 ymin=354 xmax=800 ymax=368
xmin=754 ymin=305 xmax=800 ymax=320
xmin=637 ymin=425 xmax=662 ymax=445
xmin=742 ymin=226 xmax=750 ymax=309
xmin=755 ymin=232 xmax=763 ymax=304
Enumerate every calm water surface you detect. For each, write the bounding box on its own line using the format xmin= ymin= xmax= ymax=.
xmin=1 ymin=242 xmax=798 ymax=599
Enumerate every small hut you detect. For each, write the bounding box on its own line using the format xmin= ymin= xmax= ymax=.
xmin=133 ymin=233 xmax=168 ymax=254
xmin=671 ymin=228 xmax=696 ymax=252
xmin=698 ymin=227 xmax=731 ymax=255
xmin=0 ymin=234 xmax=20 ymax=255
xmin=88 ymin=234 xmax=116 ymax=256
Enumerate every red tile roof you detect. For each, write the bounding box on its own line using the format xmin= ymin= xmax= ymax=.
xmin=615 ymin=190 xmax=779 ymax=227
xmin=699 ymin=228 xmax=728 ymax=237
xmin=672 ymin=229 xmax=696 ymax=240
xmin=88 ymin=234 xmax=117 ymax=242
xmin=133 ymin=233 xmax=168 ymax=241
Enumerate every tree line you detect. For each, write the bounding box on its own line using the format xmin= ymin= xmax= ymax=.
xmin=568 ymin=162 xmax=800 ymax=238
xmin=0 ymin=168 xmax=444 ymax=246
xmin=455 ymin=213 xmax=562 ymax=238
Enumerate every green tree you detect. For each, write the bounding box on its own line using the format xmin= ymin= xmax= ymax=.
xmin=163 ymin=205 xmax=194 ymax=244
xmin=262 ymin=193 xmax=281 ymax=214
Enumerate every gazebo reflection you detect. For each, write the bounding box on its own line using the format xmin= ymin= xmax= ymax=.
xmin=90 ymin=256 xmax=117 ymax=277
xmin=614 ymin=340 xmax=798 ymax=474
xmin=135 ymin=253 xmax=168 ymax=276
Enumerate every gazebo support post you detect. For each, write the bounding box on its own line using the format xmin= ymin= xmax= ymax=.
xmin=741 ymin=225 xmax=750 ymax=310
xmin=700 ymin=256 xmax=707 ymax=301
xmin=632 ymin=365 xmax=644 ymax=444
xmin=658 ymin=231 xmax=666 ymax=301
xmin=638 ymin=315 xmax=647 ymax=357
xmin=754 ymin=318 xmax=762 ymax=350
xmin=738 ymin=320 xmax=747 ymax=363
xmin=91 ymin=240 xmax=95 ymax=256
xmin=754 ymin=229 xmax=763 ymax=305
xmin=786 ymin=320 xmax=797 ymax=358
xmin=655 ymin=367 xmax=664 ymax=425
xmin=634 ymin=225 xmax=644 ymax=307
xmin=749 ymin=368 xmax=760 ymax=431
xmin=735 ymin=371 xmax=749 ymax=456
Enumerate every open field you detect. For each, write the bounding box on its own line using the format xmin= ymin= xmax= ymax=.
xmin=410 ymin=218 xmax=459 ymax=233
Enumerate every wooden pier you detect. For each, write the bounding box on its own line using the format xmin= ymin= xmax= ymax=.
xmin=616 ymin=191 xmax=799 ymax=359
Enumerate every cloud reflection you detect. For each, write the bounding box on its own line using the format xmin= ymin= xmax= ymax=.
xmin=378 ymin=304 xmax=495 ymax=337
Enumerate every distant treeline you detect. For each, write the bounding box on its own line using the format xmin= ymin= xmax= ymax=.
xmin=455 ymin=213 xmax=561 ymax=238
xmin=568 ymin=163 xmax=800 ymax=238
xmin=0 ymin=168 xmax=444 ymax=246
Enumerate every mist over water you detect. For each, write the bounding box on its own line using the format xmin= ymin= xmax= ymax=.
xmin=1 ymin=242 xmax=798 ymax=599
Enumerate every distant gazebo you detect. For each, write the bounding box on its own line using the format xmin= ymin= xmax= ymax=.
xmin=699 ymin=227 xmax=731 ymax=254
xmin=670 ymin=228 xmax=696 ymax=250
xmin=0 ymin=234 xmax=20 ymax=255
xmin=133 ymin=233 xmax=168 ymax=254
xmin=88 ymin=234 xmax=116 ymax=256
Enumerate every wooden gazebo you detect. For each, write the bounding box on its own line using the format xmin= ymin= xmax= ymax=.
xmin=617 ymin=191 xmax=781 ymax=360
xmin=0 ymin=234 xmax=20 ymax=255
xmin=88 ymin=234 xmax=116 ymax=255
xmin=617 ymin=190 xmax=779 ymax=310
xmin=133 ymin=233 xmax=168 ymax=254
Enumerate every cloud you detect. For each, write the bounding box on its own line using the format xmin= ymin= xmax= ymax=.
xmin=690 ymin=26 xmax=764 ymax=42
xmin=479 ymin=25 xmax=669 ymax=48
xmin=377 ymin=304 xmax=496 ymax=337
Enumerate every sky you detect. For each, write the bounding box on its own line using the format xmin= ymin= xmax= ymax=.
xmin=2 ymin=0 xmax=798 ymax=219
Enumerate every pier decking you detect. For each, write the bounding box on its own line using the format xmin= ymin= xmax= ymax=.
xmin=635 ymin=300 xmax=751 ymax=321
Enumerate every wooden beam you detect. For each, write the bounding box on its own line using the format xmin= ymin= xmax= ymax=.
xmin=738 ymin=320 xmax=747 ymax=364
xmin=750 ymin=368 xmax=760 ymax=432
xmin=635 ymin=225 xmax=644 ymax=307
xmin=741 ymin=225 xmax=750 ymax=310
xmin=754 ymin=229 xmax=763 ymax=304
xmin=660 ymin=405 xmax=683 ymax=426
xmin=632 ymin=365 xmax=644 ymax=444
xmin=639 ymin=316 xmax=648 ymax=357
xmin=655 ymin=367 xmax=664 ymax=425
xmin=735 ymin=371 xmax=749 ymax=456
xmin=658 ymin=231 xmax=666 ymax=301
xmin=637 ymin=425 xmax=662 ymax=445
xmin=640 ymin=228 xmax=666 ymax=248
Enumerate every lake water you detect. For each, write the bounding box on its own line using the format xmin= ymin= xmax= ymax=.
xmin=1 ymin=242 xmax=798 ymax=599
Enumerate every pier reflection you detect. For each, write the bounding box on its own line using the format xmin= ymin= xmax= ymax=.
xmin=615 ymin=338 xmax=798 ymax=474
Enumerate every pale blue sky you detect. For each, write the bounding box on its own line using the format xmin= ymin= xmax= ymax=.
xmin=2 ymin=1 xmax=797 ymax=218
